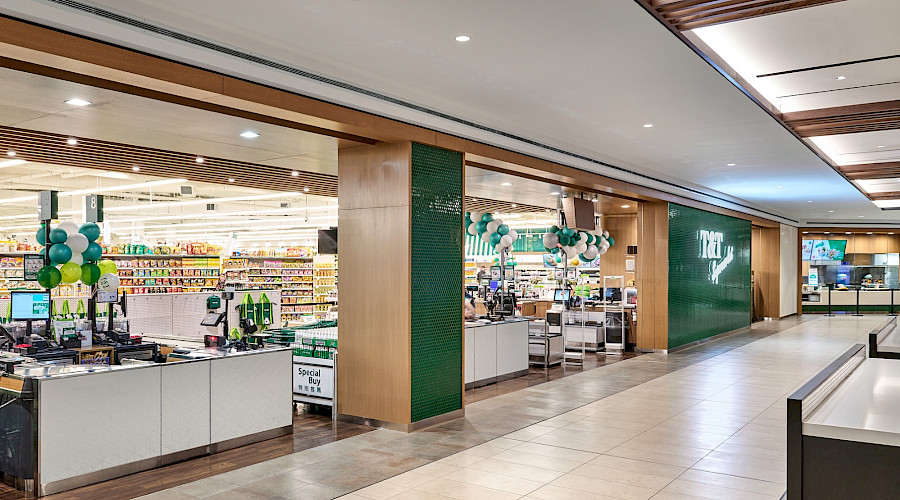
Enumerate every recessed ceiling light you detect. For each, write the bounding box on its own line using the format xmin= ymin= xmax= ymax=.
xmin=65 ymin=98 xmax=91 ymax=106
xmin=642 ymin=124 xmax=654 ymax=128
xmin=196 ymin=156 xmax=205 ymax=164
xmin=292 ymin=171 xmax=299 ymax=177
xmin=6 ymin=150 xmax=15 ymax=157
xmin=867 ymin=232 xmax=874 ymax=235
xmin=228 ymin=178 xmax=235 ymax=183
xmin=836 ymin=75 xmax=846 ymax=80
xmin=500 ymin=182 xmax=512 ymax=186
xmin=455 ymin=35 xmax=471 ymax=42
xmin=726 ymin=163 xmax=736 ymax=167
xmin=807 ymin=200 xmax=813 ymax=203
xmin=511 ymin=203 xmax=518 ymax=208
xmin=303 ymin=187 xmax=310 ymax=192
xmin=877 ymin=145 xmax=885 ymax=148
xmin=859 ymin=215 xmax=865 ymax=218
xmin=824 ymin=232 xmax=830 ymax=234
xmin=846 ymin=232 xmax=852 ymax=235
xmin=471 ymin=198 xmax=478 ymax=202
xmin=550 ymin=191 xmax=560 ymax=196
xmin=239 ymin=131 xmax=260 ymax=139
xmin=802 ymin=231 xmax=808 ymax=234
xmin=66 ymin=137 xmax=78 ymax=146
xmin=890 ymin=233 xmax=895 ymax=235
xmin=132 ymin=165 xmax=140 ymax=172
xmin=620 ymin=205 xmax=631 ymax=209
xmin=591 ymin=196 xmax=598 ymax=202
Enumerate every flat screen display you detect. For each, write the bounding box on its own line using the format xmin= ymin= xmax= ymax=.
xmin=11 ymin=291 xmax=51 ymax=320
xmin=96 ymin=291 xmax=118 ymax=303
xmin=317 ymin=228 xmax=338 ymax=254
xmin=489 ymin=280 xmax=500 ymax=292
xmin=809 ymin=239 xmax=846 ymax=261
xmin=801 ymin=240 xmax=813 ymax=261
xmin=554 ymin=289 xmax=570 ymax=302
xmin=542 ymin=253 xmax=557 ymax=268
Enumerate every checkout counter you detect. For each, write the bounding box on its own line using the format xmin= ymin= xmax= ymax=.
xmin=801 ymin=285 xmax=899 ymax=313
xmin=464 ymin=318 xmax=529 ymax=389
xmin=0 ymin=346 xmax=291 ymax=496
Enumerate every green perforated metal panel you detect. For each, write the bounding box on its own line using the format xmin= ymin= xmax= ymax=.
xmin=668 ymin=203 xmax=751 ymax=349
xmin=410 ymin=143 xmax=463 ymax=422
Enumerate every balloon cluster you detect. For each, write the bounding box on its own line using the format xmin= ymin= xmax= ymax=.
xmin=542 ymin=225 xmax=614 ymax=264
xmin=465 ymin=211 xmax=519 ymax=253
xmin=35 ymin=221 xmax=120 ymax=292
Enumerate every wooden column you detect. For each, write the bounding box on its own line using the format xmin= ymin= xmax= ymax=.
xmin=637 ymin=202 xmax=669 ymax=350
xmin=336 ymin=142 xmax=464 ymax=430
xmin=752 ymin=226 xmax=781 ymax=318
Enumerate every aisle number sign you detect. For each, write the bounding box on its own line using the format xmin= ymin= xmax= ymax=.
xmin=698 ymin=229 xmax=734 ymax=284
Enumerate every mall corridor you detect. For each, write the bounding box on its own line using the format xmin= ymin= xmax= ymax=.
xmin=123 ymin=315 xmax=878 ymax=500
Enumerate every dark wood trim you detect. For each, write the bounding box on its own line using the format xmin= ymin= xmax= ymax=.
xmin=866 ymin=191 xmax=900 ymax=201
xmin=645 ymin=0 xmax=846 ymax=31
xmin=837 ymin=162 xmax=900 ymax=180
xmin=783 ymin=99 xmax=900 ymax=137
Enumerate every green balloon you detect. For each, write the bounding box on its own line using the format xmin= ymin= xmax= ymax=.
xmin=49 ymin=228 xmax=68 ymax=244
xmin=475 ymin=221 xmax=488 ymax=234
xmin=559 ymin=235 xmax=571 ymax=246
xmin=83 ymin=242 xmax=102 ymax=262
xmin=607 ymin=236 xmax=615 ymax=246
xmin=573 ymin=232 xmax=581 ymax=242
xmin=490 ymin=232 xmax=502 ymax=246
xmin=586 ymin=234 xmax=594 ymax=245
xmin=497 ymin=224 xmax=509 ymax=235
xmin=81 ymin=263 xmax=101 ymax=285
xmin=37 ymin=265 xmax=61 ymax=289
xmin=550 ymin=225 xmax=559 ymax=234
xmin=97 ymin=259 xmax=117 ymax=276
xmin=36 ymin=227 xmax=47 ymax=246
xmin=78 ymin=222 xmax=101 ymax=242
xmin=48 ymin=244 xmax=72 ymax=264
xmin=482 ymin=213 xmax=494 ymax=223
xmin=564 ymin=228 xmax=575 ymax=237
xmin=60 ymin=262 xmax=82 ymax=284
xmin=39 ymin=248 xmax=45 ymax=257
xmin=550 ymin=247 xmax=559 ymax=254
xmin=555 ymin=256 xmax=562 ymax=263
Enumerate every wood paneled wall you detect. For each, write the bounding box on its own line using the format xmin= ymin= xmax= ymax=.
xmin=752 ymin=227 xmax=781 ymax=318
xmin=337 ymin=142 xmax=412 ymax=425
xmin=597 ymin=215 xmax=637 ymax=280
xmin=637 ymin=202 xmax=669 ymax=350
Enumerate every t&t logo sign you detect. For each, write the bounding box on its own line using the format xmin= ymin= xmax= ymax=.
xmin=698 ymin=230 xmax=733 ymax=284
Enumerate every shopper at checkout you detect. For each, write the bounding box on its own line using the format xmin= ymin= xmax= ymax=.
xmin=464 ymin=293 xmax=477 ymax=321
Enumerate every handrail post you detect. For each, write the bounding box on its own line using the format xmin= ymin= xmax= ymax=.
xmin=825 ymin=285 xmax=834 ymax=317
xmin=853 ymin=288 xmax=863 ymax=316
xmin=890 ymin=289 xmax=897 ymax=317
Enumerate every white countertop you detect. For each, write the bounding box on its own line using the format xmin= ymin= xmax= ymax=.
xmin=879 ymin=328 xmax=900 ymax=354
xmin=804 ymin=358 xmax=900 ymax=447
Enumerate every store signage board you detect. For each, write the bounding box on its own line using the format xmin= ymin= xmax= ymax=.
xmin=85 ymin=194 xmax=104 ymax=223
xmin=809 ymin=269 xmax=819 ymax=287
xmin=293 ymin=363 xmax=333 ymax=399
xmin=698 ymin=229 xmax=734 ymax=284
xmin=38 ymin=190 xmax=58 ymax=220
xmin=23 ymin=254 xmax=42 ymax=281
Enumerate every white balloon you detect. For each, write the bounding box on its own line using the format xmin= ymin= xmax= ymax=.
xmin=602 ymin=229 xmax=610 ymax=239
xmin=600 ymin=237 xmax=610 ymax=249
xmin=57 ymin=221 xmax=79 ymax=236
xmin=583 ymin=245 xmax=599 ymax=260
xmin=486 ymin=221 xmax=500 ymax=234
xmin=467 ymin=223 xmax=478 ymax=236
xmin=69 ymin=253 xmax=84 ymax=266
xmin=597 ymin=246 xmax=608 ymax=255
xmin=469 ymin=212 xmax=483 ymax=224
xmin=97 ymin=273 xmax=120 ymax=292
xmin=500 ymin=235 xmax=513 ymax=247
xmin=542 ymin=232 xmax=559 ymax=249
xmin=481 ymin=232 xmax=492 ymax=244
xmin=494 ymin=243 xmax=505 ymax=253
xmin=507 ymin=229 xmax=518 ymax=242
xmin=576 ymin=241 xmax=588 ymax=253
xmin=66 ymin=232 xmax=89 ymax=253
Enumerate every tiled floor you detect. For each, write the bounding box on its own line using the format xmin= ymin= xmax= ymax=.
xmin=41 ymin=314 xmax=880 ymax=499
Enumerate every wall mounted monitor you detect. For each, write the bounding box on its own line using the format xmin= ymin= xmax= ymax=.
xmin=553 ymin=289 xmax=571 ymax=302
xmin=317 ymin=227 xmax=338 ymax=254
xmin=10 ymin=291 xmax=51 ymax=320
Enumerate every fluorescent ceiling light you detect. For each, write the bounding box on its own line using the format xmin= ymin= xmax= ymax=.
xmin=6 ymin=150 xmax=15 ymax=157
xmin=103 ymin=205 xmax=336 ymax=223
xmin=0 ymin=159 xmax=26 ymax=168
xmin=836 ymin=75 xmax=846 ymax=80
xmin=550 ymin=191 xmax=560 ymax=196
xmin=126 ymin=219 xmax=325 ymax=232
xmin=239 ymin=131 xmax=260 ymax=139
xmin=726 ymin=163 xmax=736 ymax=167
xmin=0 ymin=223 xmax=41 ymax=231
xmin=455 ymin=35 xmax=471 ymax=42
xmin=0 ymin=178 xmax=188 ymax=206
xmin=500 ymin=182 xmax=512 ymax=186
xmin=65 ymin=98 xmax=91 ymax=106
xmin=104 ymin=192 xmax=301 ymax=212
xmin=642 ymin=124 xmax=653 ymax=128
xmin=621 ymin=205 xmax=631 ymax=208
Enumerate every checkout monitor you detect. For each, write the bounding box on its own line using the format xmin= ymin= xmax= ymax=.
xmin=554 ymin=288 xmax=571 ymax=302
xmin=10 ymin=291 xmax=51 ymax=320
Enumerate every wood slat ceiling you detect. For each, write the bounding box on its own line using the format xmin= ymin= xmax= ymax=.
xmin=837 ymin=162 xmax=900 ymax=181
xmin=0 ymin=125 xmax=556 ymax=215
xmin=782 ymin=100 xmax=900 ymax=137
xmin=644 ymin=0 xmax=845 ymax=30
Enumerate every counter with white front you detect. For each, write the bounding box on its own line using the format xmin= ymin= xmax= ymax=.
xmin=801 ymin=287 xmax=899 ymax=313
xmin=0 ymin=346 xmax=292 ymax=496
xmin=464 ymin=318 xmax=529 ymax=388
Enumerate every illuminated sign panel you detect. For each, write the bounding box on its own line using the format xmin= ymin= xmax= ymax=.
xmin=698 ymin=229 xmax=734 ymax=284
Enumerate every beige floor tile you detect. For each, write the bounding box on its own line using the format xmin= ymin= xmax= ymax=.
xmin=679 ymin=469 xmax=785 ymax=496
xmin=691 ymin=456 xmax=785 ymax=483
xmin=353 ymin=480 xmax=410 ymax=499
xmin=605 ymin=445 xmax=704 ymax=468
xmin=388 ymin=489 xmax=451 ymax=500
xmin=587 ymin=455 xmax=686 ymax=479
xmin=437 ymin=453 xmax=486 ymax=467
xmin=484 ymin=437 xmax=525 ymax=449
xmin=460 ymin=444 xmax=507 ymax=458
xmin=569 ymin=463 xmax=674 ymax=489
xmin=660 ymin=478 xmax=775 ymax=500
xmin=526 ymin=484 xmax=623 ymax=500
xmin=414 ymin=476 xmax=523 ymax=500
xmin=713 ymin=442 xmax=787 ymax=462
xmin=510 ymin=441 xmax=600 ymax=463
xmin=413 ymin=461 xmax=461 ymax=477
xmin=466 ymin=457 xmax=565 ymax=483
xmin=491 ymin=449 xmax=585 ymax=472
xmin=550 ymin=473 xmax=660 ymax=500
xmin=384 ymin=470 xmax=436 ymax=488
xmin=443 ymin=467 xmax=545 ymax=495
xmin=505 ymin=424 xmax=559 ymax=441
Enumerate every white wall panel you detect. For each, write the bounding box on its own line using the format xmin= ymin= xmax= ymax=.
xmin=780 ymin=224 xmax=799 ymax=317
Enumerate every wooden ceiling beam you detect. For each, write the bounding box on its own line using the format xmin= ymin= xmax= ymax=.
xmin=837 ymin=162 xmax=900 ymax=180
xmin=643 ymin=0 xmax=846 ymax=31
xmin=865 ymin=191 xmax=900 ymax=201
xmin=783 ymin=100 xmax=900 ymax=137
